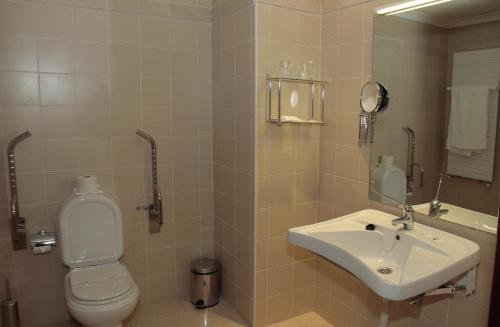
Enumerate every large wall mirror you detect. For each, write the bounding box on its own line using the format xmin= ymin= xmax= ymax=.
xmin=369 ymin=0 xmax=500 ymax=234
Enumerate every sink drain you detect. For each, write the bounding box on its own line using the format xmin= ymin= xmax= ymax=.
xmin=377 ymin=267 xmax=393 ymax=275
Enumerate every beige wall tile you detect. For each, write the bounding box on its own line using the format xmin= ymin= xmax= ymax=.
xmin=74 ymin=8 xmax=108 ymax=43
xmin=34 ymin=3 xmax=73 ymax=40
xmin=110 ymin=46 xmax=140 ymax=77
xmin=141 ymin=48 xmax=170 ymax=78
xmin=0 ymin=1 xmax=37 ymax=37
xmin=141 ymin=17 xmax=171 ymax=48
xmin=270 ymin=7 xmax=298 ymax=44
xmin=0 ymin=36 xmax=37 ymax=72
xmin=73 ymin=43 xmax=108 ymax=75
xmin=43 ymin=140 xmax=77 ymax=171
xmin=77 ymin=139 xmax=112 ymax=169
xmin=338 ymin=6 xmax=364 ymax=44
xmin=41 ymin=107 xmax=78 ymax=139
xmin=40 ymin=74 xmax=76 ymax=106
xmin=142 ymin=78 xmax=171 ymax=106
xmin=0 ymin=72 xmax=39 ymax=106
xmin=109 ymin=12 xmax=140 ymax=46
xmin=38 ymin=40 xmax=74 ymax=74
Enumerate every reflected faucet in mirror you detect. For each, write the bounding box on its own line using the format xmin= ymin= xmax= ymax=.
xmin=402 ymin=127 xmax=424 ymax=196
xmin=428 ymin=173 xmax=449 ymax=218
xmin=7 ymin=131 xmax=32 ymax=250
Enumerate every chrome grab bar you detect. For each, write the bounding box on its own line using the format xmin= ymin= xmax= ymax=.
xmin=136 ymin=130 xmax=163 ymax=233
xmin=7 ymin=131 xmax=31 ymax=250
xmin=403 ymin=127 xmax=424 ymax=196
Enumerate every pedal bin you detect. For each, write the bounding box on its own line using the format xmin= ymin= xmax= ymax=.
xmin=190 ymin=258 xmax=220 ymax=308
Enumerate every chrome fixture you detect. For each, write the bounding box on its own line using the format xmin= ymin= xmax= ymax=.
xmin=358 ymin=114 xmax=374 ymax=145
xmin=359 ymin=81 xmax=389 ymax=146
xmin=370 ymin=186 xmax=415 ymax=230
xmin=391 ymin=204 xmax=415 ymax=231
xmin=429 ymin=173 xmax=449 ymax=218
xmin=403 ymin=127 xmax=424 ymax=196
xmin=29 ymin=229 xmax=56 ymax=254
xmin=266 ymin=75 xmax=326 ymax=125
xmin=7 ymin=131 xmax=31 ymax=250
xmin=136 ymin=130 xmax=163 ymax=233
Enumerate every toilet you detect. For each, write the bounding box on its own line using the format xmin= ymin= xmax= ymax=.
xmin=58 ymin=191 xmax=139 ymax=327
xmin=371 ymin=154 xmax=407 ymax=205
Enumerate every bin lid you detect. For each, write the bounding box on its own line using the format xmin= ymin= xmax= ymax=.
xmin=190 ymin=258 xmax=219 ymax=274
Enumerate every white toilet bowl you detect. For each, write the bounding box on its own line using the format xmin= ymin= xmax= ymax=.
xmin=58 ymin=191 xmax=140 ymax=327
xmin=64 ymin=263 xmax=139 ymax=327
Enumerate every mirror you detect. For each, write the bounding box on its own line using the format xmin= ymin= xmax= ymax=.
xmin=369 ymin=0 xmax=500 ymax=234
xmin=360 ymin=81 xmax=389 ymax=114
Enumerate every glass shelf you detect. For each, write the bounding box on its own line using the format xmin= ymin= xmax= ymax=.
xmin=266 ymin=75 xmax=328 ymax=126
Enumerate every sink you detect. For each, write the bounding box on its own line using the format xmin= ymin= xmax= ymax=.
xmin=288 ymin=209 xmax=480 ymax=301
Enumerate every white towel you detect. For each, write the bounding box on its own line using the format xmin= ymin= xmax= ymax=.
xmin=446 ymin=85 xmax=490 ymax=157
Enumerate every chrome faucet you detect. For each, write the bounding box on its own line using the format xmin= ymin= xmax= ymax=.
xmin=370 ymin=187 xmax=415 ymax=231
xmin=391 ymin=204 xmax=414 ymax=230
xmin=136 ymin=130 xmax=163 ymax=233
xmin=7 ymin=131 xmax=32 ymax=250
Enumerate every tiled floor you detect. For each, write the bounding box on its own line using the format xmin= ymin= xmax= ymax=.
xmin=49 ymin=299 xmax=333 ymax=327
xmin=126 ymin=298 xmax=248 ymax=327
xmin=268 ymin=312 xmax=333 ymax=327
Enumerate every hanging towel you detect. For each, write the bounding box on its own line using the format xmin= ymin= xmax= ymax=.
xmin=446 ymin=85 xmax=490 ymax=157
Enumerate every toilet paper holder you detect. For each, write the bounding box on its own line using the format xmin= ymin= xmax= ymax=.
xmin=30 ymin=229 xmax=56 ymax=254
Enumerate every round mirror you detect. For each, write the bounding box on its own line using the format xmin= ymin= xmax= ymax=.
xmin=360 ymin=81 xmax=389 ymax=114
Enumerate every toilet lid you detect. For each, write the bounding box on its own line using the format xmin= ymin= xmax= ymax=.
xmin=69 ymin=263 xmax=133 ymax=302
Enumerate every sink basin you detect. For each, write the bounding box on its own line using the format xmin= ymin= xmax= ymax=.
xmin=288 ymin=209 xmax=480 ymax=301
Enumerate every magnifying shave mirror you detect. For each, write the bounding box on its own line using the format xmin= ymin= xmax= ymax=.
xmin=360 ymin=81 xmax=389 ymax=114
xmin=359 ymin=81 xmax=389 ymax=145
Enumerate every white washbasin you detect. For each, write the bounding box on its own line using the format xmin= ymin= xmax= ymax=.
xmin=288 ymin=209 xmax=480 ymax=301
xmin=414 ymin=202 xmax=497 ymax=235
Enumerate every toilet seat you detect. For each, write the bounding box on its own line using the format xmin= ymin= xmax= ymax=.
xmin=67 ymin=263 xmax=134 ymax=306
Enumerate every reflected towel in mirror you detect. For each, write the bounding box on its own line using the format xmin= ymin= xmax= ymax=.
xmin=446 ymin=85 xmax=490 ymax=156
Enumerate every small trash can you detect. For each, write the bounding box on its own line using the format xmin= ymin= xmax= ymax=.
xmin=190 ymin=258 xmax=220 ymax=308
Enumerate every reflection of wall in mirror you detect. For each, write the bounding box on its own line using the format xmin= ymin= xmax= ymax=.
xmin=441 ymin=21 xmax=500 ymax=216
xmin=372 ymin=16 xmax=447 ymax=205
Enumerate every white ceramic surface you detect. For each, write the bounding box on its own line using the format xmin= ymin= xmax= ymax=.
xmin=288 ymin=209 xmax=480 ymax=301
xmin=414 ymin=202 xmax=497 ymax=235
xmin=58 ymin=193 xmax=123 ymax=268
xmin=58 ymin=192 xmax=138 ymax=327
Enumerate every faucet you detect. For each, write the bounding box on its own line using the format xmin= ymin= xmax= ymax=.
xmin=7 ymin=131 xmax=32 ymax=250
xmin=403 ymin=127 xmax=424 ymax=196
xmin=391 ymin=204 xmax=414 ymax=230
xmin=370 ymin=187 xmax=415 ymax=231
xmin=428 ymin=173 xmax=448 ymax=218
xmin=136 ymin=130 xmax=163 ymax=233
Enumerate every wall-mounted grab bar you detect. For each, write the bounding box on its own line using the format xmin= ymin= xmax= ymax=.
xmin=7 ymin=131 xmax=31 ymax=250
xmin=136 ymin=130 xmax=163 ymax=233
xmin=403 ymin=127 xmax=424 ymax=196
